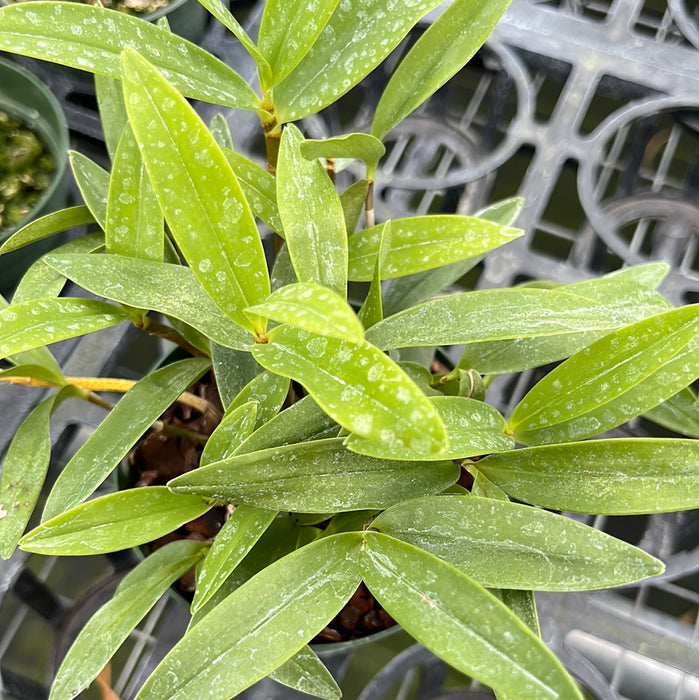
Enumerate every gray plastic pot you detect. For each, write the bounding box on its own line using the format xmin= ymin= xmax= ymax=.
xmin=0 ymin=56 xmax=69 ymax=293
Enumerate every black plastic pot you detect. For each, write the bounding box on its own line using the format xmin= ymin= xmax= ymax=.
xmin=0 ymin=56 xmax=69 ymax=293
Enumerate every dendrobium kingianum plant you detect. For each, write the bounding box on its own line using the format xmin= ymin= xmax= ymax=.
xmin=0 ymin=0 xmax=698 ymax=698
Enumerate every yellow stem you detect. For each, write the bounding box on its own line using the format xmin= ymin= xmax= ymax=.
xmin=0 ymin=375 xmax=221 ymax=421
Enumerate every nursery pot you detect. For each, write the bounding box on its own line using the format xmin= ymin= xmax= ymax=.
xmin=0 ymin=56 xmax=69 ymax=293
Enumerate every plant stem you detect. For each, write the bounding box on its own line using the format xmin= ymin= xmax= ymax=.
xmin=365 ymin=179 xmax=375 ymax=228
xmin=136 ymin=317 xmax=207 ymax=358
xmin=0 ymin=375 xmax=222 ymax=421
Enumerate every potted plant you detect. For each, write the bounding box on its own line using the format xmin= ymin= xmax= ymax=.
xmin=0 ymin=55 xmax=69 ymax=294
xmin=0 ymin=1 xmax=697 ymax=698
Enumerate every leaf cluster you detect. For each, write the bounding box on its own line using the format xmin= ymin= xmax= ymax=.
xmin=0 ymin=1 xmax=697 ymax=699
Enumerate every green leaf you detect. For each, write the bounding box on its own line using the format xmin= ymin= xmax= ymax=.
xmin=195 ymin=0 xmax=271 ymax=83
xmin=169 ymin=437 xmax=459 ymax=512
xmin=340 ymin=179 xmax=369 ymax=235
xmin=246 ymin=282 xmax=364 ymax=343
xmin=349 ymin=215 xmax=521 ymax=282
xmin=277 ymin=124 xmax=348 ymax=297
xmin=259 ymin=0 xmax=339 ymax=87
xmin=271 ymin=242 xmax=297 ymax=291
xmin=210 ymin=113 xmax=234 ymax=150
xmin=563 ymin=262 xmax=670 ymax=302
xmin=372 ymin=496 xmax=663 ymax=590
xmin=201 ymin=402 xmax=258 ymax=466
xmin=95 ymin=75 xmax=128 ymax=161
xmin=13 ymin=233 xmax=104 ymax=304
xmin=269 ymin=647 xmax=341 ymax=700
xmin=211 ymin=344 xmax=262 ymax=409
xmin=227 ymin=370 xmax=289 ymax=430
xmin=0 ymin=387 xmax=81 ymax=558
xmin=367 ymin=287 xmax=669 ymax=354
xmin=191 ymin=505 xmax=277 ymax=613
xmin=0 ymin=206 xmax=95 ymax=256
xmin=45 ymin=253 xmax=251 ymax=350
xmin=476 ymin=438 xmax=699 ymax=515
xmin=461 ymin=266 xmax=673 ymax=374
xmin=273 ymin=0 xmax=443 ymax=123
xmin=382 ymin=197 xmax=524 ymax=316
xmin=644 ymin=387 xmax=699 ymax=438
xmin=223 ymin=149 xmax=283 ymax=235
xmin=235 ymin=394 xmax=337 ymax=455
xmin=345 ymin=395 xmax=512 ymax=460
xmin=0 ymin=298 xmax=129 ymax=360
xmin=371 ymin=0 xmax=514 ymax=139
xmin=49 ymin=540 xmax=205 ymax=700
xmin=69 ymin=152 xmax=109 ymax=229
xmin=20 ymin=487 xmax=212 ymax=555
xmin=360 ymin=532 xmax=583 ymax=700
xmin=43 ymin=358 xmax=211 ymax=520
xmin=106 ymin=124 xmax=163 ymax=261
xmin=135 ymin=534 xmax=362 ymax=700
xmin=0 ymin=3 xmax=264 ymax=113
xmin=121 ymin=49 xmax=270 ymax=333
xmin=253 ymin=325 xmax=448 ymax=454
xmin=301 ymin=133 xmax=385 ymax=173
xmin=510 ymin=305 xmax=699 ymax=444
xmin=0 ymin=294 xmax=64 ymax=380
xmin=358 ymin=221 xmax=391 ymax=330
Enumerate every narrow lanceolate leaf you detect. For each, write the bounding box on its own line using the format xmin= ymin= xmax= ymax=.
xmin=461 ymin=265 xmax=672 ymax=374
xmin=226 ymin=371 xmax=289 ymax=430
xmin=341 ymin=180 xmax=369 ymax=236
xmin=0 ymin=298 xmax=129 ymax=360
xmin=476 ymin=438 xmax=699 ymax=515
xmin=259 ymin=0 xmax=339 ymax=87
xmin=43 ymin=358 xmax=211 ymax=520
xmin=44 ymin=254 xmax=251 ymax=350
xmin=360 ymin=533 xmax=583 ymax=700
xmin=194 ymin=0 xmax=270 ymax=83
xmin=50 ymin=541 xmax=206 ymax=700
xmin=95 ymin=75 xmax=128 ymax=161
xmin=106 ymin=124 xmax=163 ymax=261
xmin=277 ymin=125 xmax=348 ymax=297
xmin=301 ymin=134 xmax=385 ymax=173
xmin=191 ymin=505 xmax=277 ymax=613
xmin=13 ymin=233 xmax=104 ymax=304
xmin=358 ymin=221 xmax=391 ymax=329
xmin=372 ymin=496 xmax=663 ymax=590
xmin=372 ymin=0 xmax=513 ymax=139
xmin=169 ymin=438 xmax=459 ymax=512
xmin=235 ymin=394 xmax=336 ymax=455
xmin=201 ymin=403 xmax=258 ymax=466
xmin=253 ymin=325 xmax=448 ymax=454
xmin=349 ymin=216 xmax=521 ymax=282
xmin=345 ymin=396 xmax=512 ymax=461
xmin=366 ymin=288 xmax=666 ymax=354
xmin=510 ymin=305 xmax=699 ymax=445
xmin=273 ymin=0 xmax=444 ymax=123
xmin=0 ymin=388 xmax=81 ymax=558
xmin=644 ymin=387 xmax=699 ymax=438
xmin=246 ymin=283 xmax=364 ymax=343
xmin=0 ymin=3 xmax=263 ymax=112
xmin=20 ymin=487 xmax=212 ymax=555
xmin=121 ymin=49 xmax=270 ymax=333
xmin=223 ymin=149 xmax=283 ymax=235
xmin=383 ymin=197 xmax=524 ymax=316
xmin=270 ymin=647 xmax=341 ymax=700
xmin=0 ymin=296 xmax=64 ymax=380
xmin=135 ymin=534 xmax=363 ymax=700
xmin=69 ymin=152 xmax=109 ymax=229
xmin=0 ymin=206 xmax=95 ymax=256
